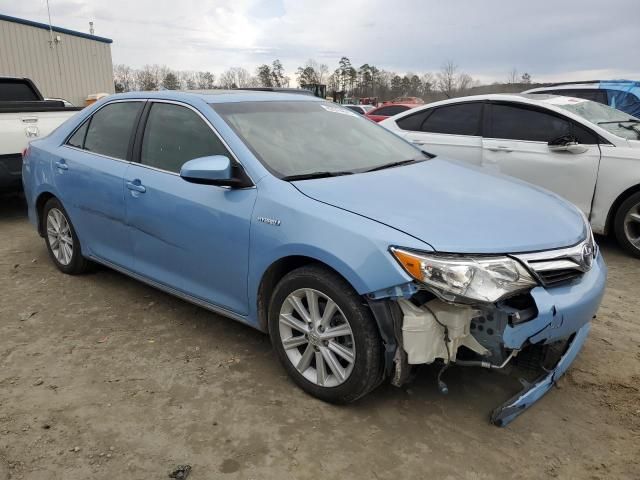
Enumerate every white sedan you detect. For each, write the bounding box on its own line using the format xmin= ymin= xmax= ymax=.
xmin=381 ymin=94 xmax=640 ymax=257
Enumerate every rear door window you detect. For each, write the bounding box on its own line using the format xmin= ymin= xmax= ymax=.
xmin=140 ymin=102 xmax=231 ymax=173
xmin=420 ymin=103 xmax=483 ymax=135
xmin=83 ymin=102 xmax=143 ymax=160
xmin=490 ymin=103 xmax=570 ymax=142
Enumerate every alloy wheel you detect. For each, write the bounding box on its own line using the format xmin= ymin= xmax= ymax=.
xmin=623 ymin=201 xmax=640 ymax=251
xmin=46 ymin=208 xmax=74 ymax=266
xmin=278 ymin=288 xmax=356 ymax=387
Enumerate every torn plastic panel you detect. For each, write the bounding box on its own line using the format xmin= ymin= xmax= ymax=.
xmin=365 ymin=253 xmax=606 ymax=426
xmin=491 ymin=322 xmax=591 ymax=426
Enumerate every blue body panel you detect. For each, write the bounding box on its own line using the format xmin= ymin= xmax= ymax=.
xmin=123 ymin=163 xmax=257 ymax=315
xmin=293 ymin=159 xmax=586 ymax=254
xmin=21 ymin=91 xmax=608 ymax=424
xmin=504 ymin=253 xmax=607 ymax=348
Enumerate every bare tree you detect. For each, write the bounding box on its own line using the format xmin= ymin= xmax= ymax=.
xmin=507 ymin=68 xmax=519 ymax=84
xmin=136 ymin=65 xmax=158 ymax=91
xmin=521 ymin=72 xmax=532 ymax=84
xmin=457 ymin=73 xmax=474 ymax=94
xmin=219 ymin=67 xmax=253 ymax=88
xmin=196 ymin=71 xmax=215 ymax=89
xmin=113 ymin=64 xmax=135 ymax=92
xmin=436 ymin=61 xmax=459 ymax=98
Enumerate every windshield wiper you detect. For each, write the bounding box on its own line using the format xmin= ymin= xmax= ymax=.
xmin=364 ymin=157 xmax=425 ymax=173
xmin=281 ymin=170 xmax=354 ymax=181
xmin=598 ymin=119 xmax=640 ymax=124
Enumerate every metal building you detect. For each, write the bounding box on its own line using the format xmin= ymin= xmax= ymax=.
xmin=0 ymin=14 xmax=114 ymax=106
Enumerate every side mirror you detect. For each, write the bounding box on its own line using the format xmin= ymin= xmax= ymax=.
xmin=548 ymin=135 xmax=589 ymax=154
xmin=180 ymin=155 xmax=252 ymax=188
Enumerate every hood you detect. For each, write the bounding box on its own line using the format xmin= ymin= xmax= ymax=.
xmin=293 ymin=159 xmax=586 ymax=254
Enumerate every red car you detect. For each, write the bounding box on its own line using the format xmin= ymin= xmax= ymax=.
xmin=365 ymin=103 xmax=416 ymax=122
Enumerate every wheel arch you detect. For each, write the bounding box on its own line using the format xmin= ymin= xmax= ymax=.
xmin=35 ymin=191 xmax=57 ymax=237
xmin=256 ymin=255 xmax=360 ymax=333
xmin=605 ymin=183 xmax=640 ymax=235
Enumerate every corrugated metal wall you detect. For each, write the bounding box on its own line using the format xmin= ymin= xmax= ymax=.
xmin=0 ymin=19 xmax=114 ymax=106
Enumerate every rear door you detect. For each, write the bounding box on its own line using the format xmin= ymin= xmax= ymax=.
xmin=56 ymin=100 xmax=144 ymax=266
xmin=395 ymin=102 xmax=484 ymax=165
xmin=124 ymin=101 xmax=256 ymax=315
xmin=482 ymin=102 xmax=600 ymax=215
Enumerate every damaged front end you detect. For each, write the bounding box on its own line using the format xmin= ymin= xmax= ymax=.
xmin=367 ymin=241 xmax=607 ymax=427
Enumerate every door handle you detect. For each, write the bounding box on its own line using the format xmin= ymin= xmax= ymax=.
xmin=126 ymin=180 xmax=146 ymax=193
xmin=54 ymin=160 xmax=68 ymax=170
xmin=412 ymin=140 xmax=426 ymax=145
xmin=487 ymin=146 xmax=513 ymax=152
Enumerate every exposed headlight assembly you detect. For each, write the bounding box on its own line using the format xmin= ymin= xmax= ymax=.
xmin=390 ymin=247 xmax=537 ymax=304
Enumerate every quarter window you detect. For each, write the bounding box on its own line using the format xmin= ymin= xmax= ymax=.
xmin=396 ymin=110 xmax=431 ymax=131
xmin=421 ymin=103 xmax=482 ymax=135
xmin=372 ymin=105 xmax=410 ymax=116
xmin=140 ymin=103 xmax=231 ymax=173
xmin=83 ymin=102 xmax=143 ymax=159
xmin=67 ymin=121 xmax=89 ymax=149
xmin=490 ymin=104 xmax=570 ymax=142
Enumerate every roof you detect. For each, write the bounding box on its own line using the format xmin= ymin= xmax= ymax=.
xmin=108 ymin=89 xmax=323 ymax=104
xmin=0 ymin=13 xmax=113 ymax=44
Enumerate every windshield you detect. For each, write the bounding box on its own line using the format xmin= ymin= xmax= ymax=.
xmin=211 ymin=101 xmax=424 ymax=178
xmin=542 ymin=96 xmax=640 ymax=140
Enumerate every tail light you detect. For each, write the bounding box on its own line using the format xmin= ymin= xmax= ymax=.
xmin=22 ymin=146 xmax=30 ymax=158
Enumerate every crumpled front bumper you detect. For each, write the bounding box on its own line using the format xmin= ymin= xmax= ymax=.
xmin=491 ymin=252 xmax=607 ymax=426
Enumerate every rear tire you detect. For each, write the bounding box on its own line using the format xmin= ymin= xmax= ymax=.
xmin=268 ymin=265 xmax=384 ymax=404
xmin=613 ymin=192 xmax=640 ymax=258
xmin=42 ymin=197 xmax=90 ymax=274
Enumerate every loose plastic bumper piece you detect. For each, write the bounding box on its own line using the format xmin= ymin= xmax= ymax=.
xmin=490 ymin=322 xmax=591 ymax=427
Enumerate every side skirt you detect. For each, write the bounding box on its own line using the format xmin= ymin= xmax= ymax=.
xmin=88 ymin=255 xmax=257 ymax=330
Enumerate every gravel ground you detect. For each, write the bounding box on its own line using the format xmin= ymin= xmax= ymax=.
xmin=1 ymin=194 xmax=639 ymax=480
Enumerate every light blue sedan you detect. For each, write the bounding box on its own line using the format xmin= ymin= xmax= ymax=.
xmin=21 ymin=91 xmax=606 ymax=425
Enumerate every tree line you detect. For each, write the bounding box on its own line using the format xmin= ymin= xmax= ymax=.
xmin=113 ymin=57 xmax=533 ymax=102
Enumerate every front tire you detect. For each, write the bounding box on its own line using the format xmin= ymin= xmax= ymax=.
xmin=268 ymin=265 xmax=383 ymax=403
xmin=42 ymin=197 xmax=90 ymax=274
xmin=614 ymin=192 xmax=640 ymax=258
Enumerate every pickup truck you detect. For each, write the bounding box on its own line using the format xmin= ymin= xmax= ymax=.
xmin=0 ymin=77 xmax=81 ymax=192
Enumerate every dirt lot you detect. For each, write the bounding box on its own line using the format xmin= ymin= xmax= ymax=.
xmin=1 ymin=194 xmax=639 ymax=480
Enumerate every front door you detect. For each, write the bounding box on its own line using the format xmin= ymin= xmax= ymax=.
xmin=482 ymin=102 xmax=600 ymax=216
xmin=55 ymin=100 xmax=144 ymax=266
xmin=124 ymin=101 xmax=256 ymax=315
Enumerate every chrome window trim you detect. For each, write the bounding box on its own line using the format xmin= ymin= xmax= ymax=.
xmin=63 ymin=144 xmax=131 ymax=165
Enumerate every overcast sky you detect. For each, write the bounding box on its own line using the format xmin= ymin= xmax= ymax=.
xmin=3 ymin=0 xmax=640 ymax=83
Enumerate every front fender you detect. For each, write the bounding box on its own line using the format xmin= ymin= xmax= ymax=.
xmin=246 ymin=177 xmax=430 ymax=328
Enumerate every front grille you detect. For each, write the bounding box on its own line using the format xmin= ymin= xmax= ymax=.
xmin=514 ymin=237 xmax=596 ymax=288
xmin=535 ymin=267 xmax=583 ymax=286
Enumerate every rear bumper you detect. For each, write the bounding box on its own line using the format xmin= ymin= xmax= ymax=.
xmin=0 ymin=153 xmax=23 ymax=191
xmin=491 ymin=252 xmax=607 ymax=426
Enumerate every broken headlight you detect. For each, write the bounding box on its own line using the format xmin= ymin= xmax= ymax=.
xmin=390 ymin=248 xmax=537 ymax=303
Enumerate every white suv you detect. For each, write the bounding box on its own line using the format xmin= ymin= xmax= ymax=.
xmin=381 ymin=94 xmax=640 ymax=257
